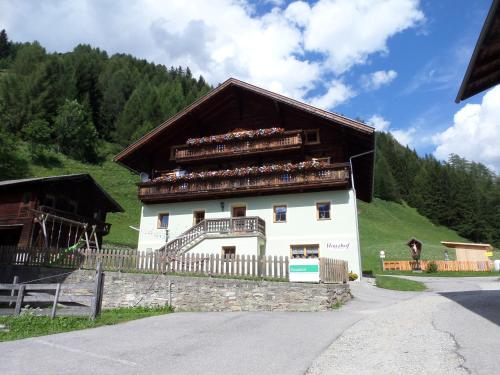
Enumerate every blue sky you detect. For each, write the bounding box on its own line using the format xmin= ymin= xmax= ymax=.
xmin=1 ymin=0 xmax=499 ymax=170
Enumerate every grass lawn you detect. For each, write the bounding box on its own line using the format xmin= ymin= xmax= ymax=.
xmin=0 ymin=305 xmax=173 ymax=342
xmin=375 ymin=275 xmax=426 ymax=291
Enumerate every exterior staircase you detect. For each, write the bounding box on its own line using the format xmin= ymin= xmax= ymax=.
xmin=158 ymin=217 xmax=266 ymax=255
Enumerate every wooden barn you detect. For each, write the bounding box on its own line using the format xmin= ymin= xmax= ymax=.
xmin=456 ymin=0 xmax=500 ymax=102
xmin=0 ymin=174 xmax=123 ymax=249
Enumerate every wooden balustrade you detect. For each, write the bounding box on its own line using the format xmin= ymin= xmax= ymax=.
xmin=139 ymin=163 xmax=350 ymax=203
xmin=172 ymin=130 xmax=302 ymax=162
xmin=162 ymin=217 xmax=265 ymax=254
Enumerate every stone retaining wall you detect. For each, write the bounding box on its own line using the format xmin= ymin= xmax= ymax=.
xmin=0 ymin=266 xmax=351 ymax=312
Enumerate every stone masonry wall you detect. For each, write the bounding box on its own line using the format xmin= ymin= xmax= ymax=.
xmin=0 ymin=266 xmax=351 ymax=312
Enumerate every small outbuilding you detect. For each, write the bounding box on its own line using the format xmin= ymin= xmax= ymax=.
xmin=441 ymin=241 xmax=492 ymax=262
xmin=0 ymin=174 xmax=123 ymax=249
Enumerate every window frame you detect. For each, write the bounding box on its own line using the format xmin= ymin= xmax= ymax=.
xmin=157 ymin=212 xmax=170 ymax=229
xmin=231 ymin=204 xmax=247 ymax=218
xmin=222 ymin=246 xmax=236 ymax=258
xmin=290 ymin=244 xmax=320 ymax=258
xmin=316 ymin=201 xmax=331 ymax=220
xmin=304 ymin=129 xmax=320 ymax=145
xmin=273 ymin=204 xmax=287 ymax=223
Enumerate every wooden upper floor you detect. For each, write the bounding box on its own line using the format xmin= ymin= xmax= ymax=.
xmin=114 ymin=78 xmax=375 ymax=203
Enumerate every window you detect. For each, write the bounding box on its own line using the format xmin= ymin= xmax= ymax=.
xmin=158 ymin=213 xmax=169 ymax=229
xmin=273 ymin=205 xmax=287 ymax=223
xmin=193 ymin=210 xmax=205 ymax=225
xmin=304 ymin=129 xmax=320 ymax=144
xmin=232 ymin=205 xmax=246 ymax=217
xmin=22 ymin=192 xmax=31 ymax=204
xmin=291 ymin=244 xmax=319 ymax=258
xmin=316 ymin=202 xmax=331 ymax=220
xmin=222 ymin=246 xmax=236 ymax=258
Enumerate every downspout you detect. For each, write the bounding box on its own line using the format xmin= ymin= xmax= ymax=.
xmin=349 ymin=150 xmax=374 ymax=281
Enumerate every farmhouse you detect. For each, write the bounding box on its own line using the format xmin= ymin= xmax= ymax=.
xmin=115 ymin=78 xmax=375 ymax=276
xmin=0 ymin=174 xmax=123 ymax=249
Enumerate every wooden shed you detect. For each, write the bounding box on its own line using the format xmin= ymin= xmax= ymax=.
xmin=441 ymin=241 xmax=492 ymax=262
xmin=0 ymin=174 xmax=123 ymax=249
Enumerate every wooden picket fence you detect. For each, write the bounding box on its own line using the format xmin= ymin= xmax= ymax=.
xmin=320 ymin=258 xmax=348 ymax=283
xmin=383 ymin=260 xmax=493 ymax=272
xmin=0 ymin=246 xmax=349 ymax=282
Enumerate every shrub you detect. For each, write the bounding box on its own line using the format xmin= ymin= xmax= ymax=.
xmin=349 ymin=271 xmax=358 ymax=281
xmin=426 ymin=261 xmax=438 ymax=273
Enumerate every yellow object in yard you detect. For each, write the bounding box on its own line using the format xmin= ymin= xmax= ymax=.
xmin=486 ymin=251 xmax=493 ymax=257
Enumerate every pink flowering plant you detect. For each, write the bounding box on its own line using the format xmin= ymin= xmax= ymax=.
xmin=154 ymin=160 xmax=332 ymax=183
xmin=186 ymin=127 xmax=285 ymax=146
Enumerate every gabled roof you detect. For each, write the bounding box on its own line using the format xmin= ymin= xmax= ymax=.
xmin=0 ymin=174 xmax=123 ymax=212
xmin=456 ymin=0 xmax=500 ymax=102
xmin=114 ymin=78 xmax=374 ymax=168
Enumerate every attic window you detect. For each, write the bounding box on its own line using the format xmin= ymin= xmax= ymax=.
xmin=304 ymin=129 xmax=320 ymax=144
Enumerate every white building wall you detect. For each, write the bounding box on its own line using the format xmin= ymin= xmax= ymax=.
xmin=138 ymin=190 xmax=361 ymax=276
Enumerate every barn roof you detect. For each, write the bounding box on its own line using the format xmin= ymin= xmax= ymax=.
xmin=456 ymin=0 xmax=500 ymax=102
xmin=0 ymin=174 xmax=123 ymax=212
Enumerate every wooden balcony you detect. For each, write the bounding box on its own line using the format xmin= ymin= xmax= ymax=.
xmin=139 ymin=163 xmax=350 ymax=203
xmin=172 ymin=130 xmax=302 ymax=162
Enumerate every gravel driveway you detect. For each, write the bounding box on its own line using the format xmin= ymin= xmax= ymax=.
xmin=308 ymin=276 xmax=500 ymax=375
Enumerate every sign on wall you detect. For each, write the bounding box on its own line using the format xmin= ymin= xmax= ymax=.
xmin=289 ymin=258 xmax=320 ymax=283
xmin=326 ymin=241 xmax=352 ymax=251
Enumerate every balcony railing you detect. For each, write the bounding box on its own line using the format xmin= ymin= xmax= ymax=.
xmin=139 ymin=163 xmax=350 ymax=202
xmin=172 ymin=130 xmax=302 ymax=162
xmin=34 ymin=206 xmax=112 ymax=235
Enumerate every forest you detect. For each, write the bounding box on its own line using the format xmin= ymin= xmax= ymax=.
xmin=0 ymin=29 xmax=498 ymax=247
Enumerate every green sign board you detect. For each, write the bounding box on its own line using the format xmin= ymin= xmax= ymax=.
xmin=289 ymin=265 xmax=319 ymax=273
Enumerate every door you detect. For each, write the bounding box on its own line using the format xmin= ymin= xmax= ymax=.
xmin=231 ymin=205 xmax=246 ymax=217
xmin=193 ymin=210 xmax=205 ymax=225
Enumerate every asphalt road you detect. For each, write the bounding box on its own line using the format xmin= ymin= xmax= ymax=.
xmin=2 ymin=276 xmax=499 ymax=375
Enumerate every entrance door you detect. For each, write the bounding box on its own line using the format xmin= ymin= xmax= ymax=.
xmin=193 ymin=210 xmax=205 ymax=225
xmin=231 ymin=205 xmax=246 ymax=217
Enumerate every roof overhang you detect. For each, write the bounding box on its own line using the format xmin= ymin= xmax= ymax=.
xmin=441 ymin=241 xmax=492 ymax=250
xmin=0 ymin=174 xmax=124 ymax=213
xmin=456 ymin=0 xmax=500 ymax=102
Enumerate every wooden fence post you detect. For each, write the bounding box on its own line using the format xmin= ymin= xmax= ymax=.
xmin=9 ymin=275 xmax=18 ymax=308
xmin=50 ymin=283 xmax=61 ymax=319
xmin=90 ymin=262 xmax=104 ymax=320
xmin=14 ymin=284 xmax=25 ymax=316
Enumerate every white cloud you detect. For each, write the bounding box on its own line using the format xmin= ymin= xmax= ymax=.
xmin=392 ymin=127 xmax=416 ymax=147
xmin=367 ymin=114 xmax=416 ymax=147
xmin=433 ymin=86 xmax=500 ymax=172
xmin=303 ymin=0 xmax=424 ymax=74
xmin=361 ymin=70 xmax=398 ymax=91
xmin=367 ymin=114 xmax=390 ymax=131
xmin=0 ymin=0 xmax=424 ymax=109
xmin=309 ymin=81 xmax=355 ymax=109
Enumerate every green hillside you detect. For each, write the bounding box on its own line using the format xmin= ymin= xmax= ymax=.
xmin=359 ymin=199 xmax=476 ymax=273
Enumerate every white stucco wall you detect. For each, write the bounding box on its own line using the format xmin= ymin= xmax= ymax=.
xmin=138 ymin=190 xmax=361 ymax=276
